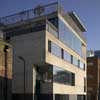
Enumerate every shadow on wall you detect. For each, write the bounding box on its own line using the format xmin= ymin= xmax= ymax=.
xmin=12 ymin=63 xmax=35 ymax=100
xmin=0 ymin=76 xmax=12 ymax=100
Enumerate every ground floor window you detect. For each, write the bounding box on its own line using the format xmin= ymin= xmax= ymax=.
xmin=77 ymin=95 xmax=86 ymax=100
xmin=55 ymin=94 xmax=69 ymax=100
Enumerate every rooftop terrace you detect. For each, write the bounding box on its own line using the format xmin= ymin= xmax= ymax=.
xmin=0 ymin=2 xmax=59 ymax=26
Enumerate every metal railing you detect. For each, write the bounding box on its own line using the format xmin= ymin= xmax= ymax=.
xmin=0 ymin=2 xmax=58 ymax=26
xmin=46 ymin=20 xmax=58 ymax=38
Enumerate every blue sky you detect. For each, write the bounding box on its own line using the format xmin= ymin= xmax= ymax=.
xmin=0 ymin=0 xmax=100 ymax=50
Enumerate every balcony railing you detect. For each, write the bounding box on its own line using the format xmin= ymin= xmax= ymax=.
xmin=0 ymin=2 xmax=58 ymax=26
xmin=46 ymin=20 xmax=58 ymax=38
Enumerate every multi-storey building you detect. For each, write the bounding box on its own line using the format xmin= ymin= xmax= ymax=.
xmin=87 ymin=51 xmax=100 ymax=100
xmin=0 ymin=2 xmax=87 ymax=100
xmin=0 ymin=30 xmax=12 ymax=100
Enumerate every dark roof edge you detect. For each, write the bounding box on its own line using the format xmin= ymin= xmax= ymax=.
xmin=68 ymin=11 xmax=87 ymax=32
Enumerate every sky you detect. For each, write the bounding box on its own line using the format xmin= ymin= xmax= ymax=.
xmin=0 ymin=0 xmax=100 ymax=50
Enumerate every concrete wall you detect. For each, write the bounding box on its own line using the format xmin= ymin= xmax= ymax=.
xmin=10 ymin=31 xmax=45 ymax=94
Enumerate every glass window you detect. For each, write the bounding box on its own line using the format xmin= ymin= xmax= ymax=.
xmin=77 ymin=95 xmax=85 ymax=100
xmin=55 ymin=94 xmax=69 ymax=100
xmin=48 ymin=40 xmax=51 ymax=52
xmin=71 ymin=55 xmax=73 ymax=64
xmin=48 ymin=41 xmax=62 ymax=58
xmin=48 ymin=17 xmax=58 ymax=28
xmin=59 ymin=19 xmax=82 ymax=57
xmin=73 ymin=56 xmax=78 ymax=66
xmin=80 ymin=61 xmax=84 ymax=69
xmin=78 ymin=60 xmax=80 ymax=67
xmin=61 ymin=49 xmax=64 ymax=59
xmin=46 ymin=20 xmax=58 ymax=38
xmin=63 ymin=50 xmax=71 ymax=63
xmin=53 ymin=66 xmax=75 ymax=86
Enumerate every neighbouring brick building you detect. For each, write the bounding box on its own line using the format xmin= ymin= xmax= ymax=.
xmin=0 ymin=30 xmax=12 ymax=100
xmin=87 ymin=52 xmax=100 ymax=100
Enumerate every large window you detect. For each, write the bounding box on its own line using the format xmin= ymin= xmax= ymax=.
xmin=59 ymin=19 xmax=82 ymax=57
xmin=53 ymin=66 xmax=75 ymax=86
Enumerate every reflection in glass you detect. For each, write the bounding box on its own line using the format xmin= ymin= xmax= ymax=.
xmin=59 ymin=19 xmax=82 ymax=57
xmin=53 ymin=66 xmax=75 ymax=86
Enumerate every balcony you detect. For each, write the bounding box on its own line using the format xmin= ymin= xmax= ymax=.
xmin=0 ymin=2 xmax=59 ymax=26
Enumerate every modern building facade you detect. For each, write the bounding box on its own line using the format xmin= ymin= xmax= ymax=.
xmin=0 ymin=30 xmax=12 ymax=100
xmin=0 ymin=2 xmax=87 ymax=100
xmin=87 ymin=51 xmax=100 ymax=100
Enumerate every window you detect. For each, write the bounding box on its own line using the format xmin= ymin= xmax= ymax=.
xmin=80 ymin=61 xmax=84 ymax=69
xmin=77 ymin=95 xmax=86 ymax=100
xmin=48 ymin=17 xmax=58 ymax=28
xmin=53 ymin=66 xmax=75 ymax=86
xmin=48 ymin=40 xmax=51 ymax=52
xmin=63 ymin=50 xmax=71 ymax=63
xmin=48 ymin=41 xmax=85 ymax=70
xmin=61 ymin=49 xmax=64 ymax=59
xmin=55 ymin=94 xmax=69 ymax=100
xmin=84 ymin=64 xmax=85 ymax=70
xmin=71 ymin=55 xmax=73 ymax=64
xmin=48 ymin=41 xmax=62 ymax=58
xmin=59 ymin=19 xmax=83 ymax=57
xmin=78 ymin=60 xmax=80 ymax=67
xmin=73 ymin=56 xmax=78 ymax=66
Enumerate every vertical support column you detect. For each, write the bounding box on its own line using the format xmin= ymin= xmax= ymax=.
xmin=53 ymin=94 xmax=55 ymax=100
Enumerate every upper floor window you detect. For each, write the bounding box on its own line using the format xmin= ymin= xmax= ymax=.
xmin=58 ymin=18 xmax=85 ymax=58
xmin=48 ymin=40 xmax=62 ymax=58
xmin=63 ymin=50 xmax=71 ymax=63
xmin=73 ymin=56 xmax=78 ymax=66
xmin=48 ymin=40 xmax=85 ymax=70
xmin=80 ymin=61 xmax=85 ymax=69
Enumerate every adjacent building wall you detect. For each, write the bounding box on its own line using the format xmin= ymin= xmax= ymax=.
xmin=10 ymin=31 xmax=45 ymax=99
xmin=87 ymin=57 xmax=100 ymax=100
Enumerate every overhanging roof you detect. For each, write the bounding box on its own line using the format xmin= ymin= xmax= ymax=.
xmin=68 ymin=11 xmax=87 ymax=32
